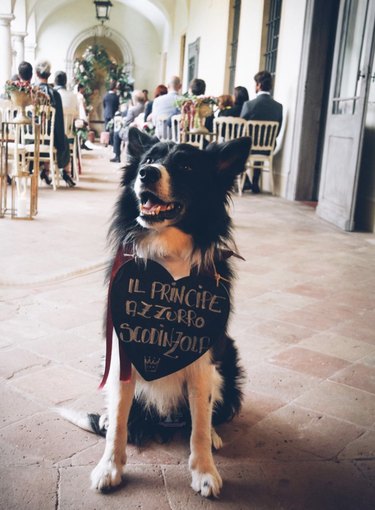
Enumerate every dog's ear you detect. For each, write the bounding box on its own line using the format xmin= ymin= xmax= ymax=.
xmin=127 ymin=127 xmax=159 ymax=159
xmin=207 ymin=137 xmax=252 ymax=187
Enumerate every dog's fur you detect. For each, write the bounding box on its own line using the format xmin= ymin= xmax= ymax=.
xmin=61 ymin=128 xmax=251 ymax=498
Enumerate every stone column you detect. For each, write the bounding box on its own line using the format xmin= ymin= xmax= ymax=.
xmin=13 ymin=31 xmax=27 ymax=70
xmin=0 ymin=13 xmax=15 ymax=94
xmin=25 ymin=42 xmax=37 ymax=65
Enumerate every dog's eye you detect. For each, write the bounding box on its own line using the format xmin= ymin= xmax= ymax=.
xmin=179 ymin=164 xmax=192 ymax=172
xmin=145 ymin=158 xmax=153 ymax=164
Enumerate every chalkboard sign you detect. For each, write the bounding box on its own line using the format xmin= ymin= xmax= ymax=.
xmin=110 ymin=259 xmax=230 ymax=381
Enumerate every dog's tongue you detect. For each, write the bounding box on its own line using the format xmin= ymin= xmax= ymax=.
xmin=142 ymin=199 xmax=169 ymax=212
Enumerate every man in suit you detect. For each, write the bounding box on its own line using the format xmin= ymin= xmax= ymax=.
xmin=241 ymin=70 xmax=283 ymax=193
xmin=103 ymin=80 xmax=120 ymax=145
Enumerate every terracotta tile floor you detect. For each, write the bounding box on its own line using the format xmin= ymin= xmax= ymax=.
xmin=1 ymin=144 xmax=375 ymax=509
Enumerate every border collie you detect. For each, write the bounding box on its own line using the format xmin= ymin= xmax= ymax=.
xmin=61 ymin=128 xmax=251 ymax=498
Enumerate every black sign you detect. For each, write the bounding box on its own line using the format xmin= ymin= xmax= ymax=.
xmin=110 ymin=259 xmax=230 ymax=381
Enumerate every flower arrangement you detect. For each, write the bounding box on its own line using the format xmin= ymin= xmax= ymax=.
xmin=73 ymin=44 xmax=134 ymax=106
xmin=5 ymin=80 xmax=50 ymax=122
xmin=5 ymin=80 xmax=50 ymax=107
xmin=176 ymin=95 xmax=217 ymax=133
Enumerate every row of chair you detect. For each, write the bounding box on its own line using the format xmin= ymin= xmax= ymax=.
xmin=0 ymin=99 xmax=81 ymax=191
xmin=156 ymin=114 xmax=279 ymax=194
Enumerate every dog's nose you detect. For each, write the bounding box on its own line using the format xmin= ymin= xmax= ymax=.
xmin=139 ymin=166 xmax=161 ymax=184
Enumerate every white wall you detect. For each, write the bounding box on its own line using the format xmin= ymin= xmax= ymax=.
xmin=235 ymin=0 xmax=264 ymax=97
xmin=164 ymin=0 xmax=188 ymax=86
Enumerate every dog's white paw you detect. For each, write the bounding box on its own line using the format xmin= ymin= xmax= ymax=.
xmin=190 ymin=462 xmax=223 ymax=498
xmin=90 ymin=459 xmax=125 ymax=491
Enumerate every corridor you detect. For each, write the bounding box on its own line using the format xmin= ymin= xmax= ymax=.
xmin=0 ymin=143 xmax=374 ymax=509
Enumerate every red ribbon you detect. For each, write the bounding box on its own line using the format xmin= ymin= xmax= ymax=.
xmin=98 ymin=245 xmax=134 ymax=389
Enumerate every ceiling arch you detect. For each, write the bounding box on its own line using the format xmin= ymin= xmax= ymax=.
xmin=22 ymin=0 xmax=174 ymax=44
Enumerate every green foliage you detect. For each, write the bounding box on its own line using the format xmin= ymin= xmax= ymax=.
xmin=73 ymin=44 xmax=134 ymax=105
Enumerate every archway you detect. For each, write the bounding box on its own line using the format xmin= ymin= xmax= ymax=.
xmin=66 ymin=26 xmax=134 ymax=123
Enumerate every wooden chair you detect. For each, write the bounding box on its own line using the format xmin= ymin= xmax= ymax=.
xmin=239 ymin=120 xmax=279 ymax=195
xmin=64 ymin=108 xmax=80 ymax=183
xmin=24 ymin=105 xmax=59 ymax=190
xmin=213 ymin=116 xmax=248 ymax=143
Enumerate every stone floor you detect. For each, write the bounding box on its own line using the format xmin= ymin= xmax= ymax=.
xmin=1 ymin=143 xmax=375 ymax=509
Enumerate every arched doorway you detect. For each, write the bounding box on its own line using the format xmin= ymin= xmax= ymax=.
xmin=73 ymin=36 xmax=124 ymax=123
xmin=66 ymin=26 xmax=133 ymax=127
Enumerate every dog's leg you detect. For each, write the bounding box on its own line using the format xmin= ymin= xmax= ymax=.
xmin=91 ymin=344 xmax=135 ymax=491
xmin=188 ymin=363 xmax=223 ymax=498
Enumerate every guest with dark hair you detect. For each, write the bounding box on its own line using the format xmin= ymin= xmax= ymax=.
xmin=232 ymin=86 xmax=249 ymax=116
xmin=189 ymin=78 xmax=206 ymax=96
xmin=217 ymin=86 xmax=249 ymax=118
xmin=240 ymin=70 xmax=283 ymax=193
xmin=18 ymin=61 xmax=33 ymax=83
xmin=240 ymin=71 xmax=282 ymax=128
xmin=54 ymin=70 xmax=78 ymax=115
xmin=188 ymin=78 xmax=215 ymax=132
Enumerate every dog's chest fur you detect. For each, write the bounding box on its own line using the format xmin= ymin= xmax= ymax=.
xmin=135 ymin=226 xmax=195 ymax=279
xmin=128 ymin=226 xmax=222 ymax=417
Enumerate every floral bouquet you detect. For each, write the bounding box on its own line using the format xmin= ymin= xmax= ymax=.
xmin=176 ymin=95 xmax=217 ymax=133
xmin=5 ymin=80 xmax=50 ymax=122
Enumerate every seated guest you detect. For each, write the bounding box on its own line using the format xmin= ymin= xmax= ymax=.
xmin=229 ymin=86 xmax=249 ymax=117
xmin=217 ymin=94 xmax=235 ymax=117
xmin=152 ymin=76 xmax=182 ymax=138
xmin=240 ymin=71 xmax=283 ymax=193
xmin=18 ymin=61 xmax=33 ymax=84
xmin=144 ymin=84 xmax=168 ymax=122
xmin=188 ymin=78 xmax=214 ymax=132
xmin=111 ymin=90 xmax=146 ymax=163
xmin=35 ymin=60 xmax=74 ymax=187
xmin=54 ymin=71 xmax=78 ymax=115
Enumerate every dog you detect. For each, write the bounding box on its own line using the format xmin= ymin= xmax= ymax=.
xmin=60 ymin=127 xmax=251 ymax=498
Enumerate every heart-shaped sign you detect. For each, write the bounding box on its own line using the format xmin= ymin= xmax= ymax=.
xmin=110 ymin=259 xmax=230 ymax=381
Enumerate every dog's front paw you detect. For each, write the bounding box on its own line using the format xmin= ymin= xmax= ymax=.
xmin=189 ymin=457 xmax=223 ymax=498
xmin=90 ymin=459 xmax=125 ymax=491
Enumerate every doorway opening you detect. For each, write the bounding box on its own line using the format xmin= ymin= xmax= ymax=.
xmin=294 ymin=0 xmax=339 ymax=202
xmin=73 ymin=36 xmax=124 ymax=124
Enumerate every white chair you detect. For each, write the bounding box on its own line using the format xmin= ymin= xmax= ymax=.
xmin=180 ymin=131 xmax=206 ymax=149
xmin=64 ymin=108 xmax=79 ymax=183
xmin=171 ymin=114 xmax=181 ymax=143
xmin=24 ymin=105 xmax=59 ymax=190
xmin=239 ymin=120 xmax=279 ymax=195
xmin=155 ymin=114 xmax=171 ymax=141
xmin=213 ymin=116 xmax=248 ymax=143
xmin=213 ymin=117 xmax=248 ymax=194
xmin=169 ymin=113 xmax=206 ymax=148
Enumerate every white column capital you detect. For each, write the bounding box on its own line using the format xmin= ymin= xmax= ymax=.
xmin=0 ymin=13 xmax=15 ymax=26
xmin=12 ymin=31 xmax=28 ymax=40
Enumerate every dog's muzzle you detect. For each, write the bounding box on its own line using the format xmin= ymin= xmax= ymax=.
xmin=139 ymin=165 xmax=161 ymax=185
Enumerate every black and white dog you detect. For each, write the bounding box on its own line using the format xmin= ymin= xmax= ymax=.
xmin=62 ymin=128 xmax=251 ymax=498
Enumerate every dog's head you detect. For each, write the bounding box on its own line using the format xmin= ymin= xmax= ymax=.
xmin=113 ymin=127 xmax=251 ymax=253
